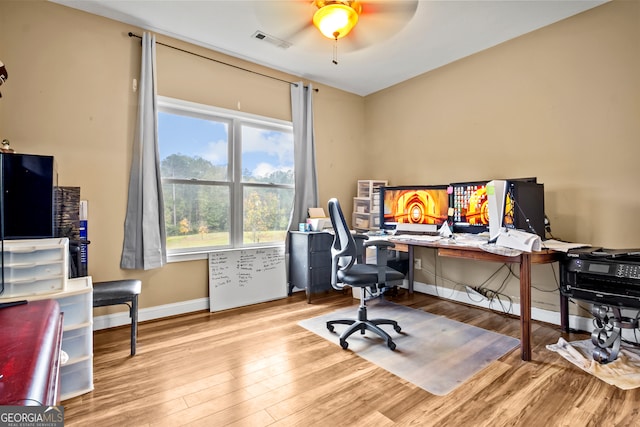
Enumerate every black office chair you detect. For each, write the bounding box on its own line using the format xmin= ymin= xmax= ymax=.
xmin=326 ymin=198 xmax=404 ymax=350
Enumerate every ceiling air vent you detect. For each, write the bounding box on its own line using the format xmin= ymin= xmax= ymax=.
xmin=252 ymin=31 xmax=292 ymax=49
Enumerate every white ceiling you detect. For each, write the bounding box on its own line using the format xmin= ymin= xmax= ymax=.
xmin=52 ymin=0 xmax=607 ymax=96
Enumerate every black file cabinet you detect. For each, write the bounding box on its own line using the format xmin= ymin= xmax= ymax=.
xmin=289 ymin=231 xmax=334 ymax=303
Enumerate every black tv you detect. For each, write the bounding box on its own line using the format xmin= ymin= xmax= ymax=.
xmin=0 ymin=153 xmax=57 ymax=239
xmin=380 ymin=185 xmax=449 ymax=231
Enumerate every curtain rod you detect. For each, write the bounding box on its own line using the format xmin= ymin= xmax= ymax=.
xmin=128 ymin=32 xmax=318 ymax=92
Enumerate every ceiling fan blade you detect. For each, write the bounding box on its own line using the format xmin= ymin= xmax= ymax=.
xmin=254 ymin=0 xmax=317 ymax=45
xmin=253 ymin=0 xmax=420 ymax=54
xmin=339 ymin=0 xmax=420 ymax=52
xmin=361 ymin=0 xmax=419 ymax=18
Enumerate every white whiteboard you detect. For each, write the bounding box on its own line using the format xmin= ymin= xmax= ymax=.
xmin=208 ymin=246 xmax=287 ymax=312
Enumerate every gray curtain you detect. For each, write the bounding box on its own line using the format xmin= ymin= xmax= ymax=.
xmin=286 ymin=82 xmax=318 ymax=288
xmin=120 ymin=32 xmax=167 ymax=270
xmin=288 ymin=82 xmax=319 ymax=233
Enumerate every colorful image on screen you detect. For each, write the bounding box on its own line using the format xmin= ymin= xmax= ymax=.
xmin=451 ymin=181 xmax=516 ymax=229
xmin=382 ymin=186 xmax=449 ymax=228
xmin=451 ymin=183 xmax=489 ymax=225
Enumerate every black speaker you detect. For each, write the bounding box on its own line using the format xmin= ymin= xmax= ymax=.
xmin=1 ymin=153 xmax=57 ymax=239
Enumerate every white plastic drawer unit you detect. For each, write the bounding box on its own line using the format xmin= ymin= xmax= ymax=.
xmin=58 ymin=291 xmax=92 ymax=327
xmin=61 ymin=326 xmax=92 ymax=362
xmin=59 ymin=358 xmax=93 ymax=400
xmin=0 ymin=237 xmax=69 ymax=298
xmin=357 ymin=180 xmax=388 ymax=198
xmin=353 ymin=197 xmax=372 ymax=215
xmin=352 ymin=212 xmax=380 ymax=230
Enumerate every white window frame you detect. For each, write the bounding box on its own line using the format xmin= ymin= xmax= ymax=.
xmin=158 ymin=96 xmax=294 ymax=262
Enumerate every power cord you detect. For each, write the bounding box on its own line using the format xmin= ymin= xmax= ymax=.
xmin=465 ymin=285 xmax=514 ymax=314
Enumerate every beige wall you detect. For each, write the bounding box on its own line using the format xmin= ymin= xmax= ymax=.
xmin=0 ymin=1 xmax=366 ymax=313
xmin=364 ymin=0 xmax=640 ymax=311
xmin=1 ymin=0 xmax=638 ymax=317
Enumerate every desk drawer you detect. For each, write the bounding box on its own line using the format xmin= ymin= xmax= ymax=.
xmin=309 ymin=266 xmax=332 ymax=293
xmin=307 ymin=233 xmax=334 ymax=251
xmin=309 ymin=251 xmax=330 ymax=268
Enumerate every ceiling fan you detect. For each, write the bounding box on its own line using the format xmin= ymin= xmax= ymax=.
xmin=256 ymin=0 xmax=419 ymax=64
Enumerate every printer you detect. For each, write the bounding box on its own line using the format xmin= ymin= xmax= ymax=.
xmin=561 ymin=247 xmax=640 ymax=309
xmin=560 ymin=247 xmax=640 ymax=363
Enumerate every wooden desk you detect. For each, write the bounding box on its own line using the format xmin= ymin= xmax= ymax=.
xmin=0 ymin=299 xmax=64 ymax=405
xmin=390 ymin=238 xmax=561 ymax=361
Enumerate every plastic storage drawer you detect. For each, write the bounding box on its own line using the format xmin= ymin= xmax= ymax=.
xmin=59 ymin=358 xmax=94 ymax=400
xmin=1 ymin=238 xmax=68 ymax=298
xmin=61 ymin=326 xmax=92 ymax=362
xmin=357 ymin=180 xmax=388 ymax=198
xmin=58 ymin=292 xmax=92 ymax=327
xmin=353 ymin=197 xmax=372 ymax=214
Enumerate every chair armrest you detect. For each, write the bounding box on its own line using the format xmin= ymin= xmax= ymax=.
xmin=364 ymin=240 xmax=396 ymax=250
xmin=364 ymin=240 xmax=397 ymax=285
xmin=353 ymin=234 xmax=369 ymax=263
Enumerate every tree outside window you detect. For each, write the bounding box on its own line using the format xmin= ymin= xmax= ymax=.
xmin=158 ymin=97 xmax=294 ymax=254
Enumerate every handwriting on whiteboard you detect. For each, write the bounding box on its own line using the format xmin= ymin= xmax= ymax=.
xmin=208 ymin=246 xmax=287 ymax=311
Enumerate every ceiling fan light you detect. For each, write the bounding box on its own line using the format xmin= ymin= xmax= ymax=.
xmin=313 ymin=3 xmax=359 ymax=40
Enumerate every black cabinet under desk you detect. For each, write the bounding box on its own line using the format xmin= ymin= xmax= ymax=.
xmin=289 ymin=231 xmax=334 ymax=303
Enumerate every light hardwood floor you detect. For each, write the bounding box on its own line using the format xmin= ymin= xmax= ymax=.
xmin=63 ymin=290 xmax=640 ymax=426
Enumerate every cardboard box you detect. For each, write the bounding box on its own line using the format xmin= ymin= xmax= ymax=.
xmin=307 ymin=207 xmax=331 ymax=231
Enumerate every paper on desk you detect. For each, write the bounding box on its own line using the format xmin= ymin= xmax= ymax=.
xmin=449 ymin=234 xmax=489 ymax=247
xmin=496 ymin=229 xmax=541 ymax=252
xmin=541 ymin=239 xmax=590 ymax=252
xmin=438 ymin=222 xmax=453 ymax=237
xmin=394 ymin=234 xmax=443 ymax=242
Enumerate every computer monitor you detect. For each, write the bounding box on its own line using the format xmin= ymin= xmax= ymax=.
xmin=449 ymin=181 xmax=490 ymax=234
xmin=503 ymin=180 xmax=545 ymax=238
xmin=380 ymin=185 xmax=449 ymax=231
xmin=450 ymin=178 xmax=544 ymax=237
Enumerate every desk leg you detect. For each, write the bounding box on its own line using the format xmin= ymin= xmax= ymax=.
xmin=559 ymin=262 xmax=570 ymax=332
xmin=520 ymin=253 xmax=532 ymax=361
xmin=407 ymin=245 xmax=414 ymax=294
xmin=560 ymin=293 xmax=570 ymax=332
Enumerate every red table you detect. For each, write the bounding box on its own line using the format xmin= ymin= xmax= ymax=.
xmin=0 ymin=299 xmax=64 ymax=405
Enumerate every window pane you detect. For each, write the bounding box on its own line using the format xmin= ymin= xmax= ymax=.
xmin=163 ymin=183 xmax=230 ymax=250
xmin=241 ymin=125 xmax=293 ymax=184
xmin=159 ymin=111 xmax=229 ymax=181
xmin=243 ymin=186 xmax=294 ymax=244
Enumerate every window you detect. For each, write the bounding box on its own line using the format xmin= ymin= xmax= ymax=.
xmin=158 ymin=97 xmax=294 ymax=256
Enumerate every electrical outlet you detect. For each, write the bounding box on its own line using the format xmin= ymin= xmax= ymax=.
xmin=414 ymin=258 xmax=422 ymax=270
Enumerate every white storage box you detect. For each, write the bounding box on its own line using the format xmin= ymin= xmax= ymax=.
xmin=353 ymin=197 xmax=372 ymax=214
xmin=357 ymin=180 xmax=388 ymax=198
xmin=352 ymin=212 xmax=380 ymax=230
xmin=61 ymin=326 xmax=92 ymax=362
xmin=60 ymin=357 xmax=94 ymax=400
xmin=1 ymin=238 xmax=69 ymax=298
xmin=58 ymin=291 xmax=92 ymax=327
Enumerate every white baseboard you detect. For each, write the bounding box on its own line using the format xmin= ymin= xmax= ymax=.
xmin=93 ymin=282 xmax=603 ymax=337
xmin=403 ymin=279 xmax=594 ymax=332
xmin=93 ymin=297 xmax=209 ymax=331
